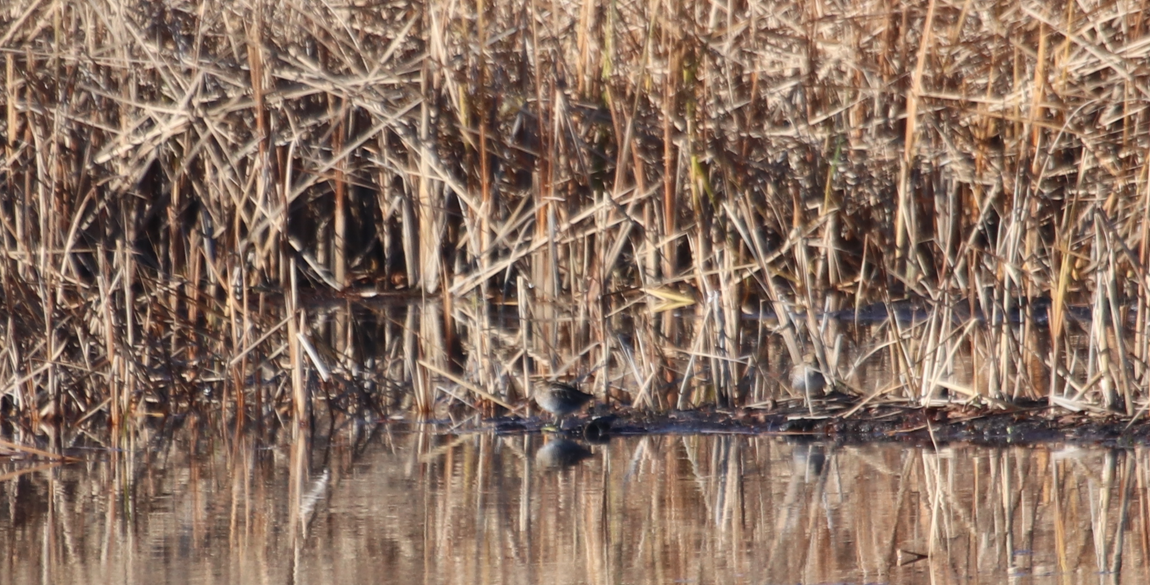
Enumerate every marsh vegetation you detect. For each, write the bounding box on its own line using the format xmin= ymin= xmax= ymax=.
xmin=2 ymin=0 xmax=1150 ymax=432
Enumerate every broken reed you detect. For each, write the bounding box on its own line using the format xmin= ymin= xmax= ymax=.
xmin=1 ymin=0 xmax=1149 ymax=426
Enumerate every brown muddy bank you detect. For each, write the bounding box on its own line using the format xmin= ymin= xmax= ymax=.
xmin=4 ymin=406 xmax=1144 ymax=468
xmin=489 ymin=402 xmax=1150 ymax=449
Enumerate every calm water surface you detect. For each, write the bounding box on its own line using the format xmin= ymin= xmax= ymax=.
xmin=1 ymin=430 xmax=1145 ymax=585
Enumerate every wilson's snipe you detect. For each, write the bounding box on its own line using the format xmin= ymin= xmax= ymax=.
xmin=534 ymin=381 xmax=595 ymax=423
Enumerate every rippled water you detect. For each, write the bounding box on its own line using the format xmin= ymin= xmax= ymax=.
xmin=1 ymin=430 xmax=1144 ymax=584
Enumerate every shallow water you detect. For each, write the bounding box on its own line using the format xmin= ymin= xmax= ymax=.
xmin=1 ymin=430 xmax=1145 ymax=585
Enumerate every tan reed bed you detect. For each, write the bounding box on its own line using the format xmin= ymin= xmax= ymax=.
xmin=1 ymin=0 xmax=1149 ymax=428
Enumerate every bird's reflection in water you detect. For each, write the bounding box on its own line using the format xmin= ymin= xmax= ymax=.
xmin=792 ymin=443 xmax=827 ymax=482
xmin=535 ymin=438 xmax=594 ymax=469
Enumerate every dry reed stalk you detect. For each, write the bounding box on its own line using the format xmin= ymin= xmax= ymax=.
xmin=0 ymin=436 xmax=72 ymax=461
xmin=288 ymin=258 xmax=305 ymax=423
xmin=331 ymin=105 xmax=348 ymax=290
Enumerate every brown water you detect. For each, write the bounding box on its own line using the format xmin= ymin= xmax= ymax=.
xmin=1 ymin=430 xmax=1145 ymax=584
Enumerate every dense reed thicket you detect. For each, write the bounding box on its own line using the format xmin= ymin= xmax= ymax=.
xmin=2 ymin=0 xmax=1149 ymax=427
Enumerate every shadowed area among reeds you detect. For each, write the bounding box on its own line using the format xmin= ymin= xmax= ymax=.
xmin=2 ymin=0 xmax=1150 ymax=429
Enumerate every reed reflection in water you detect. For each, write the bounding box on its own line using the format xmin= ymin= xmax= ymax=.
xmin=1 ymin=433 xmax=1146 ymax=584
